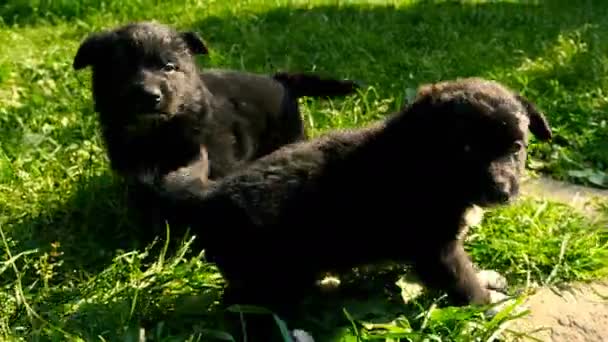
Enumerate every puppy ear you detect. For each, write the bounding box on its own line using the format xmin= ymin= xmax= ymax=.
xmin=73 ymin=32 xmax=112 ymax=70
xmin=180 ymin=31 xmax=208 ymax=55
xmin=515 ymin=94 xmax=552 ymax=141
xmin=414 ymin=84 xmax=435 ymax=101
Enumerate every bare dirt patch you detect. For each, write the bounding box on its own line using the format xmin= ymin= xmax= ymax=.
xmin=521 ymin=175 xmax=608 ymax=217
xmin=505 ymin=280 xmax=608 ymax=342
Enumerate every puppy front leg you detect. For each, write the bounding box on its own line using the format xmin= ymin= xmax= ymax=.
xmin=412 ymin=240 xmax=491 ymax=306
xmin=161 ymin=146 xmax=211 ymax=195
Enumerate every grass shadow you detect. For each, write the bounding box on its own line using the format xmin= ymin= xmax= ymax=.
xmin=52 ymin=262 xmax=449 ymax=341
xmin=48 ymin=280 xmax=227 ymax=341
xmin=4 ymin=170 xmax=174 ymax=277
xmin=191 ymin=1 xmax=601 ymax=93
xmin=0 ymin=0 xmax=155 ymax=26
xmin=189 ymin=0 xmax=608 ymax=186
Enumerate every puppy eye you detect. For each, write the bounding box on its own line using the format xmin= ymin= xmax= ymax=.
xmin=509 ymin=141 xmax=524 ymax=154
xmin=162 ymin=62 xmax=178 ymax=72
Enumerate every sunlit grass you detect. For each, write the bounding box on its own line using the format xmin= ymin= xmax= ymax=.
xmin=1 ymin=0 xmax=607 ymax=340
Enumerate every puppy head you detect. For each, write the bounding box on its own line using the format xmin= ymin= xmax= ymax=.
xmin=408 ymin=77 xmax=552 ymax=206
xmin=73 ymin=21 xmax=209 ymax=124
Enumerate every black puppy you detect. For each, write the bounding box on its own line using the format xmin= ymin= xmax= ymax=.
xmin=144 ymin=77 xmax=552 ymax=341
xmin=72 ymin=20 xmax=359 ymax=187
xmin=72 ymin=21 xmax=360 ymax=234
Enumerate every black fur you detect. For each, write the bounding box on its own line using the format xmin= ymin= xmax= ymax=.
xmin=145 ymin=77 xmax=552 ymax=341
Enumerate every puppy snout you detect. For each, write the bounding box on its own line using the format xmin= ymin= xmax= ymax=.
xmin=495 ymin=188 xmax=510 ymax=203
xmin=136 ymin=85 xmax=163 ymax=112
xmin=493 ymin=175 xmax=518 ymax=203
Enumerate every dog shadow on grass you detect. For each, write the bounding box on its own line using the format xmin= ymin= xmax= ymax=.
xmin=4 ymin=170 xmax=227 ymax=339
xmin=7 ymin=171 xmax=159 ymax=272
xmin=55 ymin=264 xmax=443 ymax=341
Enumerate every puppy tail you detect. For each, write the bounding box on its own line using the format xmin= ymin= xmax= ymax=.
xmin=273 ymin=72 xmax=362 ymax=98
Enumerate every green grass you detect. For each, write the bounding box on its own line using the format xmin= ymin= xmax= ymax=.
xmin=1 ymin=0 xmax=607 ymax=340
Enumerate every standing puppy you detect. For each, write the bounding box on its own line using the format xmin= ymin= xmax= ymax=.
xmin=72 ymin=21 xmax=359 ymax=227
xmin=145 ymin=77 xmax=553 ymax=341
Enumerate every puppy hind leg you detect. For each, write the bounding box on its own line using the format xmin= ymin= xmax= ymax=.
xmin=221 ymin=285 xmax=282 ymax=342
xmin=411 ymin=240 xmax=491 ymax=306
xmin=221 ymin=273 xmax=317 ymax=342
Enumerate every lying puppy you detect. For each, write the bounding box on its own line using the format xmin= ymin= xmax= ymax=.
xmin=72 ymin=20 xmax=359 ymax=186
xmin=144 ymin=77 xmax=553 ymax=341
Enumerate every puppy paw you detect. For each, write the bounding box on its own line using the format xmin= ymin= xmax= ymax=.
xmin=484 ymin=290 xmax=513 ymax=317
xmin=484 ymin=289 xmax=527 ymax=318
xmin=316 ymin=274 xmax=341 ymax=294
xmin=477 ymin=269 xmax=508 ymax=291
xmin=162 ymin=149 xmax=210 ymax=193
xmin=463 ymin=205 xmax=485 ymax=228
xmin=137 ymin=168 xmax=158 ymax=186
xmin=291 ymin=329 xmax=315 ymax=342
xmin=168 ymin=148 xmax=208 ymax=182
xmin=396 ymin=275 xmax=425 ymax=304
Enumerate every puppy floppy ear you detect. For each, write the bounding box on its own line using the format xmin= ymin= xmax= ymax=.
xmin=515 ymin=94 xmax=552 ymax=141
xmin=73 ymin=32 xmax=112 ymax=70
xmin=180 ymin=31 xmax=208 ymax=55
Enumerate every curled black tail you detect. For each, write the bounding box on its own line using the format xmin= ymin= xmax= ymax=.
xmin=273 ymin=72 xmax=362 ymax=98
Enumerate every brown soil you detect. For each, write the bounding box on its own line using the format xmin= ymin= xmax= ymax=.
xmin=504 ymin=280 xmax=608 ymax=342
xmin=521 ymin=175 xmax=608 ymax=217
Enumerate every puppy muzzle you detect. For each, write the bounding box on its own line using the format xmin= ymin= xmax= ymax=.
xmin=133 ymin=85 xmax=163 ymax=113
xmin=483 ymin=175 xmax=519 ymax=206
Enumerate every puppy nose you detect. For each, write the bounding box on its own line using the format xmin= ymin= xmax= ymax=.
xmin=137 ymin=86 xmax=162 ymax=110
xmin=145 ymin=87 xmax=162 ymax=104
xmin=497 ymin=191 xmax=510 ymax=203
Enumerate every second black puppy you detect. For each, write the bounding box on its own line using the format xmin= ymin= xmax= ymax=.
xmin=146 ymin=77 xmax=553 ymax=341
xmin=72 ymin=21 xmax=359 ymax=185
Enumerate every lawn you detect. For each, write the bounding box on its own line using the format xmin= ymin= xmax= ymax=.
xmin=0 ymin=0 xmax=607 ymax=341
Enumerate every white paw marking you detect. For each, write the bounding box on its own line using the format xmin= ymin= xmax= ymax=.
xmin=317 ymin=275 xmax=341 ymax=293
xmin=291 ymin=329 xmax=315 ymax=342
xmin=396 ymin=275 xmax=425 ymax=304
xmin=464 ymin=205 xmax=485 ymax=227
xmin=477 ymin=270 xmax=508 ymax=291
xmin=137 ymin=169 xmax=157 ymax=186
